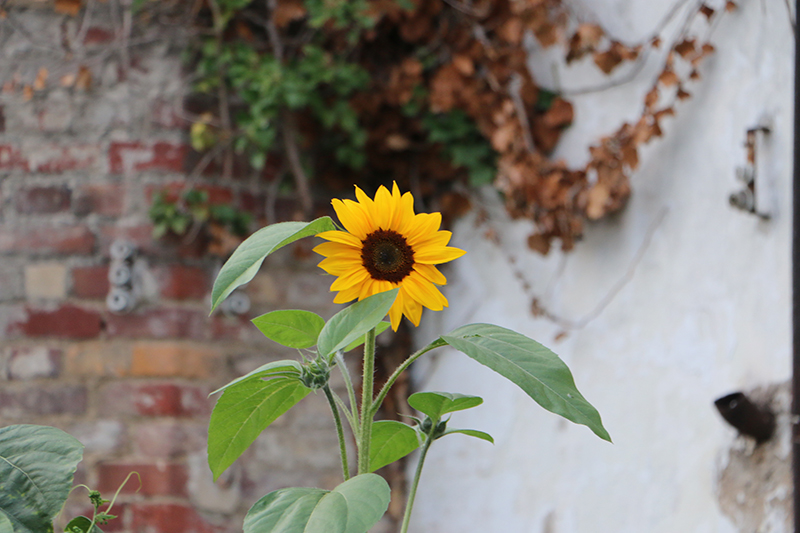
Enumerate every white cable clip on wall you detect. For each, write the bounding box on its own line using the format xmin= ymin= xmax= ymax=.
xmin=106 ymin=239 xmax=139 ymax=313
xmin=729 ymin=125 xmax=773 ymax=219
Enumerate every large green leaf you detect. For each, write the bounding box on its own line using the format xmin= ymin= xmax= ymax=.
xmin=251 ymin=310 xmax=326 ymax=349
xmin=441 ymin=324 xmax=611 ymax=442
xmin=316 ymin=289 xmax=399 ymax=359
xmin=0 ymin=513 xmax=12 ymax=533
xmin=210 ymin=360 xmax=303 ymax=396
xmin=440 ymin=428 xmax=494 ymax=444
xmin=369 ymin=421 xmax=420 ymax=472
xmin=208 ymin=376 xmax=311 ymax=480
xmin=342 ymin=321 xmax=391 ymax=353
xmin=407 ymin=391 xmax=483 ymax=420
xmin=0 ymin=425 xmax=84 ymax=533
xmin=210 ymin=217 xmax=336 ymax=313
xmin=243 ymin=474 xmax=390 ymax=533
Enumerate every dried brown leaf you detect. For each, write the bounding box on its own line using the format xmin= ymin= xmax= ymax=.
xmin=700 ymin=4 xmax=715 ymax=18
xmin=674 ymin=38 xmax=696 ymax=59
xmin=725 ymin=1 xmax=737 ymax=11
xmin=676 ymin=86 xmax=691 ymax=100
xmin=75 ymin=65 xmax=92 ymax=90
xmin=60 ymin=73 xmax=76 ymax=87
xmin=651 ymin=36 xmax=662 ymax=49
xmin=33 ymin=67 xmax=48 ymax=91
xmin=689 ymin=69 xmax=701 ymax=80
xmin=658 ymin=68 xmax=679 ymax=87
xmin=274 ymin=0 xmax=307 ymax=28
xmin=586 ymin=182 xmax=610 ymax=220
xmin=644 ymin=86 xmax=659 ymax=110
xmin=527 ymin=233 xmax=551 ymax=255
xmin=498 ymin=17 xmax=524 ymax=45
xmin=23 ymin=85 xmax=33 ymax=102
xmin=452 ymin=54 xmax=474 ymax=76
xmin=54 ymin=0 xmax=82 ymax=16
xmin=542 ymin=98 xmax=573 ymax=128
xmin=593 ymin=48 xmax=622 ymax=74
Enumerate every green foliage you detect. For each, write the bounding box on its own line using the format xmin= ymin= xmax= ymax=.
xmin=243 ymin=474 xmax=390 ymax=533
xmin=0 ymin=425 xmax=84 ymax=533
xmin=148 ymin=189 xmax=251 ymax=240
xmin=210 ymin=216 xmax=336 ymax=313
xmin=64 ymin=516 xmax=104 ymax=533
xmin=369 ymin=421 xmax=420 ymax=472
xmin=421 ymin=110 xmax=497 ymax=186
xmin=407 ymin=391 xmax=483 ymax=420
xmin=251 ymin=310 xmax=326 ymax=349
xmin=208 ymin=374 xmax=311 ymax=480
xmin=441 ymin=323 xmax=611 ymax=442
xmin=342 ymin=321 xmax=391 ymax=352
xmin=316 ymin=289 xmax=399 ymax=359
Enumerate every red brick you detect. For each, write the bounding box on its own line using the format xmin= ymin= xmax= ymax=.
xmin=72 ymin=265 xmax=110 ymax=299
xmin=99 ymin=382 xmax=211 ymax=417
xmin=130 ymin=504 xmax=217 ymax=533
xmin=0 ymin=145 xmax=29 ymax=172
xmin=34 ymin=145 xmax=99 ymax=173
xmin=238 ymin=191 xmax=266 ymax=219
xmin=154 ymin=264 xmax=209 ymax=300
xmin=210 ymin=315 xmax=262 ymax=342
xmin=144 ymin=182 xmax=234 ymax=205
xmin=0 ymin=385 xmax=87 ymax=416
xmin=7 ymin=304 xmax=103 ymax=339
xmin=73 ymin=184 xmax=125 ymax=217
xmin=104 ymin=308 xmax=207 ymax=339
xmin=83 ymin=26 xmax=115 ymax=45
xmin=109 ymin=141 xmax=187 ymax=175
xmin=7 ymin=346 xmax=62 ymax=379
xmin=132 ymin=421 xmax=206 ymax=458
xmin=0 ymin=225 xmax=95 ymax=254
xmin=97 ymin=462 xmax=189 ymax=497
xmin=15 ymin=186 xmax=71 ymax=214
xmin=98 ymin=225 xmax=157 ymax=254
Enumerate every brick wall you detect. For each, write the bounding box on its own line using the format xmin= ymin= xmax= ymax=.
xmin=0 ymin=4 xmax=359 ymax=532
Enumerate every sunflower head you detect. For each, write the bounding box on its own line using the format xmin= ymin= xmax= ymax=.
xmin=314 ymin=183 xmax=466 ymax=331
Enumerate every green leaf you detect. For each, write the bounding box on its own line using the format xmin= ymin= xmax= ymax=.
xmin=64 ymin=516 xmax=104 ymax=533
xmin=210 ymin=217 xmax=336 ymax=313
xmin=440 ymin=428 xmax=494 ymax=444
xmin=208 ymin=377 xmax=311 ymax=480
xmin=0 ymin=513 xmax=13 ymax=533
xmin=407 ymin=392 xmax=483 ymax=420
xmin=316 ymin=289 xmax=399 ymax=359
xmin=243 ymin=474 xmax=390 ymax=533
xmin=441 ymin=324 xmax=611 ymax=442
xmin=209 ymin=360 xmax=303 ymax=396
xmin=251 ymin=310 xmax=326 ymax=349
xmin=369 ymin=421 xmax=421 ymax=472
xmin=342 ymin=321 xmax=391 ymax=352
xmin=0 ymin=425 xmax=84 ymax=533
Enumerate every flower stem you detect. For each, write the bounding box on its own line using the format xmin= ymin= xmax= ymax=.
xmin=323 ymin=384 xmax=350 ymax=481
xmin=400 ymin=432 xmax=434 ymax=533
xmin=358 ymin=328 xmax=377 ymax=475
xmin=334 ymin=351 xmax=359 ymax=434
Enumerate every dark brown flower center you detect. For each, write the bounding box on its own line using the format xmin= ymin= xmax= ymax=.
xmin=361 ymin=229 xmax=414 ymax=282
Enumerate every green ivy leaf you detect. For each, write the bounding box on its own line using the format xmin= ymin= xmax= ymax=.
xmin=342 ymin=321 xmax=391 ymax=352
xmin=440 ymin=428 xmax=494 ymax=444
xmin=63 ymin=516 xmax=104 ymax=533
xmin=0 ymin=425 xmax=84 ymax=533
xmin=210 ymin=217 xmax=336 ymax=313
xmin=0 ymin=513 xmax=13 ymax=533
xmin=251 ymin=310 xmax=326 ymax=349
xmin=369 ymin=420 xmax=421 ymax=472
xmin=408 ymin=391 xmax=483 ymax=420
xmin=316 ymin=289 xmax=399 ymax=359
xmin=243 ymin=474 xmax=390 ymax=533
xmin=208 ymin=376 xmax=311 ymax=480
xmin=441 ymin=324 xmax=611 ymax=442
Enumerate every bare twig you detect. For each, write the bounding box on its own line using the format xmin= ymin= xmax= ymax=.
xmin=508 ymin=73 xmax=537 ymax=155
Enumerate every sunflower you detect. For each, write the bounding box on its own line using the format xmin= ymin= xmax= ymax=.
xmin=314 ymin=183 xmax=466 ymax=331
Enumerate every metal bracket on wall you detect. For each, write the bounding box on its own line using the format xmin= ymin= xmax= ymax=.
xmin=729 ymin=125 xmax=772 ymax=219
xmin=106 ymin=239 xmax=140 ymax=313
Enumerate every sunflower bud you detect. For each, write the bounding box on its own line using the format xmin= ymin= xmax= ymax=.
xmin=300 ymin=357 xmax=330 ymax=390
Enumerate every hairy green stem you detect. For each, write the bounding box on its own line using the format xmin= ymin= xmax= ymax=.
xmin=370 ymin=339 xmax=446 ymax=417
xmin=334 ymin=351 xmax=359 ymax=434
xmin=323 ymin=384 xmax=350 ymax=481
xmin=357 ymin=328 xmax=377 ymax=475
xmin=400 ymin=432 xmax=434 ymax=533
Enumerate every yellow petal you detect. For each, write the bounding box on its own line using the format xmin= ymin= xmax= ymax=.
xmin=333 ymin=284 xmax=361 ymax=304
xmin=411 ymin=230 xmax=452 ymax=250
xmin=413 ymin=263 xmax=447 ymax=285
xmin=330 ymin=267 xmax=370 ymax=291
xmin=389 ymin=290 xmax=404 ymax=331
xmin=403 ymin=273 xmax=446 ymax=311
xmin=317 ymin=230 xmax=362 ymax=247
xmin=313 ymin=241 xmax=360 ymax=259
xmin=372 ymin=185 xmax=394 ymax=230
xmin=405 ymin=212 xmax=442 ymax=246
xmin=414 ymin=246 xmax=466 ymax=264
xmin=318 ymin=256 xmax=362 ymax=275
xmin=402 ymin=294 xmax=423 ymax=326
xmin=355 ymin=185 xmax=378 ymax=224
xmin=393 ymin=191 xmax=416 ymax=234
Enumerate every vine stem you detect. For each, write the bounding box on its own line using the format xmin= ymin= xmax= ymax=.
xmin=323 ymin=384 xmax=350 ymax=481
xmin=357 ymin=328 xmax=377 ymax=475
xmin=400 ymin=432 xmax=434 ymax=533
xmin=334 ymin=351 xmax=359 ymax=434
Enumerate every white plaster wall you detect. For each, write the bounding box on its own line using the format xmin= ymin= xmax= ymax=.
xmin=408 ymin=0 xmax=794 ymax=531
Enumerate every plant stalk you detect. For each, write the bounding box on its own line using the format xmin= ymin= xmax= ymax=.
xmin=400 ymin=432 xmax=434 ymax=533
xmin=323 ymin=384 xmax=350 ymax=480
xmin=357 ymin=328 xmax=377 ymax=475
xmin=334 ymin=351 xmax=359 ymax=434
